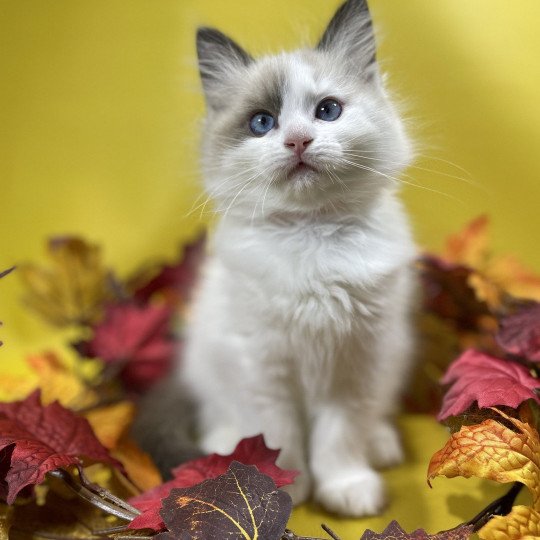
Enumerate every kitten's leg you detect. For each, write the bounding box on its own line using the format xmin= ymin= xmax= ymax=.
xmin=309 ymin=403 xmax=386 ymax=516
xmin=365 ymin=309 xmax=414 ymax=470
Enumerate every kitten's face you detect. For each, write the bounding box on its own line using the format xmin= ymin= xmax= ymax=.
xmin=197 ymin=0 xmax=412 ymax=217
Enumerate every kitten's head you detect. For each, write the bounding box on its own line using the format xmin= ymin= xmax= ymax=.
xmin=197 ymin=0 xmax=412 ymax=218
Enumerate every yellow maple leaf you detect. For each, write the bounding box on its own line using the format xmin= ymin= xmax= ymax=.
xmin=19 ymin=237 xmax=113 ymax=327
xmin=480 ymin=505 xmax=540 ymax=540
xmin=428 ymin=411 xmax=540 ymax=539
xmin=27 ymin=351 xmax=98 ymax=409
xmin=84 ymin=401 xmax=135 ymax=449
xmin=112 ymin=438 xmax=162 ymax=492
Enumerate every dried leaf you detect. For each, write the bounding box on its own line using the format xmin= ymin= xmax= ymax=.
xmin=427 ymin=413 xmax=540 ymax=507
xmin=438 ymin=349 xmax=540 ymax=420
xmin=0 ymin=390 xmax=120 ymax=503
xmin=155 ymin=461 xmax=292 ymax=540
xmin=129 ymin=435 xmax=298 ymax=531
xmin=77 ymin=302 xmax=175 ymax=392
xmin=497 ymin=303 xmax=540 ymax=362
xmin=479 ymin=505 xmax=540 ymax=540
xmin=19 ymin=237 xmax=113 ymax=327
xmin=360 ymin=520 xmax=473 ymax=539
xmin=489 ymin=256 xmax=540 ymax=303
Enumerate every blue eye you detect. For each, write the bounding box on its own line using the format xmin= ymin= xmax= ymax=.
xmin=315 ymin=98 xmax=342 ymax=121
xmin=249 ymin=112 xmax=275 ymax=136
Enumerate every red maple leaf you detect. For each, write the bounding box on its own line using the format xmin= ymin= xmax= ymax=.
xmin=497 ymin=302 xmax=540 ymax=362
xmin=131 ymin=234 xmax=205 ymax=306
xmin=0 ymin=390 xmax=120 ymax=504
xmin=438 ymin=349 xmax=540 ymax=420
xmin=128 ymin=435 xmax=298 ymax=531
xmin=77 ymin=302 xmax=175 ymax=392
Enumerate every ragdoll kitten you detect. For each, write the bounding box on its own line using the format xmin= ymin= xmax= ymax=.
xmin=183 ymin=0 xmax=416 ymax=517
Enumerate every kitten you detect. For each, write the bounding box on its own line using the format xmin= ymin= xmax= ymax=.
xmin=157 ymin=0 xmax=416 ymax=517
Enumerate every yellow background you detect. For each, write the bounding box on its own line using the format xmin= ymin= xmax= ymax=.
xmin=0 ymin=0 xmax=538 ymax=536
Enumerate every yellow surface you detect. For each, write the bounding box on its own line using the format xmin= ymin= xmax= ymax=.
xmin=0 ymin=0 xmax=538 ymax=534
xmin=289 ymin=415 xmax=510 ymax=538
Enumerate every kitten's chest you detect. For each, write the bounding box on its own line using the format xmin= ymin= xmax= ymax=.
xmin=216 ymin=218 xmax=411 ymax=325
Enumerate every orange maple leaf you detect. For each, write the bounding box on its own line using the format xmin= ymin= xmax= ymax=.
xmin=428 ymin=411 xmax=540 ymax=539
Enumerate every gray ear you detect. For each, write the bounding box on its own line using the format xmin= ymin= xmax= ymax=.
xmin=196 ymin=27 xmax=253 ymax=109
xmin=317 ymin=0 xmax=376 ymax=73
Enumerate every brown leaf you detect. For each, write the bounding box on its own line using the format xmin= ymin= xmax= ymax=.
xmin=360 ymin=520 xmax=473 ymax=539
xmin=156 ymin=461 xmax=292 ymax=540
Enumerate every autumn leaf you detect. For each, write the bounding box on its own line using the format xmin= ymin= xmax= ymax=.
xmin=497 ymin=303 xmax=540 ymax=362
xmin=0 ymin=390 xmax=121 ymax=503
xmin=428 ymin=413 xmax=540 ymax=499
xmin=419 ymin=255 xmax=496 ymax=332
xmin=479 ymin=505 xmax=540 ymax=540
xmin=438 ymin=349 xmax=540 ymax=420
xmin=440 ymin=216 xmax=540 ymax=304
xmin=84 ymin=401 xmax=135 ymax=449
xmin=128 ymin=233 xmax=206 ymax=307
xmin=76 ymin=302 xmax=175 ymax=392
xmin=19 ymin=237 xmax=114 ymax=327
xmin=155 ymin=461 xmax=292 ymax=540
xmin=360 ymin=520 xmax=473 ymax=539
xmin=428 ymin=412 xmax=540 ymax=539
xmin=129 ymin=434 xmax=298 ymax=531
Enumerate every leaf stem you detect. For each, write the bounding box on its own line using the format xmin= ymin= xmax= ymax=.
xmin=466 ymin=482 xmax=523 ymax=532
xmin=49 ymin=469 xmax=138 ymax=522
xmin=282 ymin=524 xmax=342 ymax=540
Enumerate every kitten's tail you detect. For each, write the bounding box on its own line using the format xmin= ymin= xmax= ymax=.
xmin=131 ymin=378 xmax=202 ymax=477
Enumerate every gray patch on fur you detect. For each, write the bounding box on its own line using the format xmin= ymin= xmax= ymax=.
xmin=130 ymin=378 xmax=202 ymax=477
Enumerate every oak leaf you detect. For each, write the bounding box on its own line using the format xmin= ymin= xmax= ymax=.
xmin=0 ymin=390 xmax=120 ymax=503
xmin=19 ymin=237 xmax=114 ymax=327
xmin=360 ymin=520 xmax=473 ymax=539
xmin=497 ymin=303 xmax=540 ymax=362
xmin=129 ymin=434 xmax=298 ymax=531
xmin=77 ymin=302 xmax=175 ymax=392
xmin=438 ymin=349 xmax=540 ymax=420
xmin=155 ymin=461 xmax=292 ymax=540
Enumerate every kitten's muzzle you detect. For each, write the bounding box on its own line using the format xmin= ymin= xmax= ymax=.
xmin=284 ymin=135 xmax=313 ymax=157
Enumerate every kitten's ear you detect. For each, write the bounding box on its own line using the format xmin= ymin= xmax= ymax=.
xmin=317 ymin=0 xmax=377 ymax=76
xmin=196 ymin=27 xmax=253 ymax=109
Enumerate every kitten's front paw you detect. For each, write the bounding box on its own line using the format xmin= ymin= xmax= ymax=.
xmin=200 ymin=426 xmax=241 ymax=455
xmin=367 ymin=422 xmax=404 ymax=469
xmin=314 ymin=468 xmax=386 ymax=517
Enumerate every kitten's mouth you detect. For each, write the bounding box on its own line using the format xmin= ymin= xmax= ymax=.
xmin=287 ymin=160 xmax=318 ymax=178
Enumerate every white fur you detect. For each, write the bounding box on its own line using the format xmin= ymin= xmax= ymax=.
xmin=181 ymin=4 xmax=417 ymax=516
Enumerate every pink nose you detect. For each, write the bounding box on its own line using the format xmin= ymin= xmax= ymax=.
xmin=284 ymin=136 xmax=313 ymax=156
